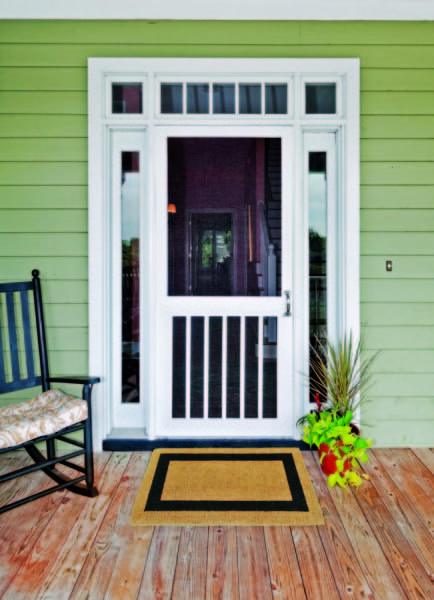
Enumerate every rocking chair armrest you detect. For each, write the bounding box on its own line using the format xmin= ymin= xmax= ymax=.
xmin=46 ymin=376 xmax=101 ymax=386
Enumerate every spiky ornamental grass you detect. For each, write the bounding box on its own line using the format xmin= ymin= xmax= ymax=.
xmin=310 ymin=332 xmax=378 ymax=417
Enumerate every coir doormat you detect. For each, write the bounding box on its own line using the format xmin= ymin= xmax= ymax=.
xmin=130 ymin=448 xmax=324 ymax=526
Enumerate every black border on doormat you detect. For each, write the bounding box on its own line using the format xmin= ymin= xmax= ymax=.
xmin=144 ymin=452 xmax=309 ymax=513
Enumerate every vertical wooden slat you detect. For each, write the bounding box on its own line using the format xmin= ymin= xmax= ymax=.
xmin=258 ymin=316 xmax=263 ymax=419
xmin=206 ymin=526 xmax=239 ymax=600
xmin=204 ymin=316 xmax=209 ymax=419
xmin=171 ymin=527 xmax=208 ymax=599
xmin=240 ymin=317 xmax=245 ymax=420
xmin=222 ymin=317 xmax=227 ymax=419
xmin=5 ymin=292 xmax=20 ymax=382
xmin=186 ymin=315 xmax=191 ymax=419
xmin=20 ymin=290 xmax=34 ymax=380
xmin=0 ymin=296 xmax=6 ymax=384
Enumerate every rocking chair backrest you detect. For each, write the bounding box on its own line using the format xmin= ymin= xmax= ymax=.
xmin=0 ymin=270 xmax=50 ymax=395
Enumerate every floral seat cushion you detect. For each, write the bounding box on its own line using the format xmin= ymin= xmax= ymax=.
xmin=0 ymin=389 xmax=88 ymax=450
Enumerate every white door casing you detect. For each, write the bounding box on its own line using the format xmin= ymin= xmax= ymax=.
xmin=88 ymin=58 xmax=360 ymax=449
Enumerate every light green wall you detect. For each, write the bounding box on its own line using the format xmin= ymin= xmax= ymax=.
xmin=0 ymin=20 xmax=433 ymax=446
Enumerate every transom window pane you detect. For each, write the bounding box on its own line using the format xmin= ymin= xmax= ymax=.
xmin=213 ymin=84 xmax=235 ymax=114
xmin=239 ymin=84 xmax=261 ymax=114
xmin=187 ymin=84 xmax=209 ymax=114
xmin=112 ymin=83 xmax=142 ymax=114
xmin=168 ymin=137 xmax=282 ymax=297
xmin=265 ymin=84 xmax=287 ymax=114
xmin=121 ymin=151 xmax=140 ymax=403
xmin=306 ymin=83 xmax=336 ymax=114
xmin=161 ymin=83 xmax=183 ymax=114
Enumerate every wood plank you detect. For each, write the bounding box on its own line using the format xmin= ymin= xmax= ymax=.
xmin=0 ymin=115 xmax=87 ymax=138
xmin=361 ymin=232 xmax=434 ymax=256
xmin=0 ymin=67 xmax=87 ymax=91
xmin=361 ymin=69 xmax=434 ymax=92
xmin=316 ymin=453 xmax=408 ymax=600
xmin=376 ymin=450 xmax=434 ymax=533
xmin=0 ymin=452 xmax=108 ymax=596
xmin=3 ymin=44 xmax=434 ymax=70
xmin=206 ymin=526 xmax=239 ymax=600
xmin=237 ymin=526 xmax=273 ymax=600
xmin=137 ymin=526 xmax=182 ymax=600
xmin=171 ymin=527 xmax=208 ymax=600
xmin=363 ymin=327 xmax=434 ymax=351
xmin=1 ymin=20 xmax=433 ymax=45
xmin=361 ymin=92 xmax=434 ymax=115
xmin=362 ymin=398 xmax=434 ymax=422
xmin=361 ymin=306 xmax=434 ymax=328
xmin=263 ymin=527 xmax=306 ymax=600
xmin=0 ymin=453 xmax=110 ymax=600
xmin=291 ymin=526 xmax=339 ymax=600
xmin=411 ymin=448 xmax=434 ymax=474
xmin=361 ymin=280 xmax=434 ymax=305
xmin=0 ymin=162 xmax=87 ymax=186
xmin=0 ymin=188 xmax=87 ymax=211
xmin=67 ymin=453 xmax=154 ymax=600
xmin=368 ymin=374 xmax=434 ymax=398
xmin=0 ymin=257 xmax=87 ymax=280
xmin=0 ymin=92 xmax=87 ymax=115
xmin=361 ymin=256 xmax=434 ymax=280
xmin=34 ymin=453 xmax=130 ymax=600
xmin=361 ymin=163 xmax=434 ymax=186
xmin=0 ymin=210 xmax=87 ymax=234
xmin=353 ymin=461 xmax=433 ymax=599
xmin=361 ymin=209 xmax=434 ymax=232
xmin=0 ymin=451 xmax=33 ymax=509
xmin=362 ymin=450 xmax=434 ymax=579
xmin=303 ymin=452 xmax=374 ymax=599
xmin=362 ymin=420 xmax=434 ymax=448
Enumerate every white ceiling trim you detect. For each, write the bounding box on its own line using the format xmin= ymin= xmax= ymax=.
xmin=2 ymin=0 xmax=434 ymax=21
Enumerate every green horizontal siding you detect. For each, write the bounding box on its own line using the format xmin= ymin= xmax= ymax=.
xmin=361 ymin=304 xmax=434 ymax=326
xmin=0 ymin=19 xmax=432 ymax=447
xmin=0 ymin=232 xmax=87 ymax=255
xmin=0 ymin=210 xmax=87 ymax=232
xmin=361 ymin=256 xmax=434 ymax=279
xmin=361 ymin=280 xmax=434 ymax=303
xmin=0 ymin=186 xmax=87 ymax=209
xmin=361 ymin=185 xmax=434 ymax=209
xmin=361 ymin=232 xmax=434 ymax=255
xmin=366 ymin=349 xmax=434 ymax=372
xmin=1 ymin=21 xmax=433 ymax=45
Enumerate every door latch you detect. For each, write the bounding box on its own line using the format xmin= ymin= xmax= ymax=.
xmin=284 ymin=290 xmax=292 ymax=317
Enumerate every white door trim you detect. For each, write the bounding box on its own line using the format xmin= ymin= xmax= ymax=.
xmin=88 ymin=57 xmax=359 ymax=449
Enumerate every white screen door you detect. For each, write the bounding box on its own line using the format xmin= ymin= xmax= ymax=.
xmin=155 ymin=126 xmax=293 ymax=437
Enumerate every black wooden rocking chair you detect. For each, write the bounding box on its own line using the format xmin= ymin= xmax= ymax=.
xmin=0 ymin=270 xmax=100 ymax=513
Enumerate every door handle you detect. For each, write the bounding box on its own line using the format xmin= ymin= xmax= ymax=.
xmin=284 ymin=290 xmax=292 ymax=317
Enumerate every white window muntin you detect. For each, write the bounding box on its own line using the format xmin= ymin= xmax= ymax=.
xmin=105 ymin=74 xmax=148 ymax=118
xmin=301 ymin=75 xmax=343 ymax=118
xmin=155 ymin=75 xmax=294 ymax=118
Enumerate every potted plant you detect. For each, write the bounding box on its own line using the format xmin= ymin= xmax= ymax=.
xmin=298 ymin=332 xmax=377 ymax=487
xmin=302 ymin=409 xmax=371 ymax=488
xmin=309 ymin=332 xmax=378 ymax=428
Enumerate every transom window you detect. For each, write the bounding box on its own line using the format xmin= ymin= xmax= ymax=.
xmin=158 ymin=81 xmax=290 ymax=116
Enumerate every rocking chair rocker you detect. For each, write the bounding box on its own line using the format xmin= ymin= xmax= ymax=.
xmin=0 ymin=270 xmax=100 ymax=513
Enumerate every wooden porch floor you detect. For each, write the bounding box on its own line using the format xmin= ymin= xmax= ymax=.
xmin=0 ymin=449 xmax=432 ymax=599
